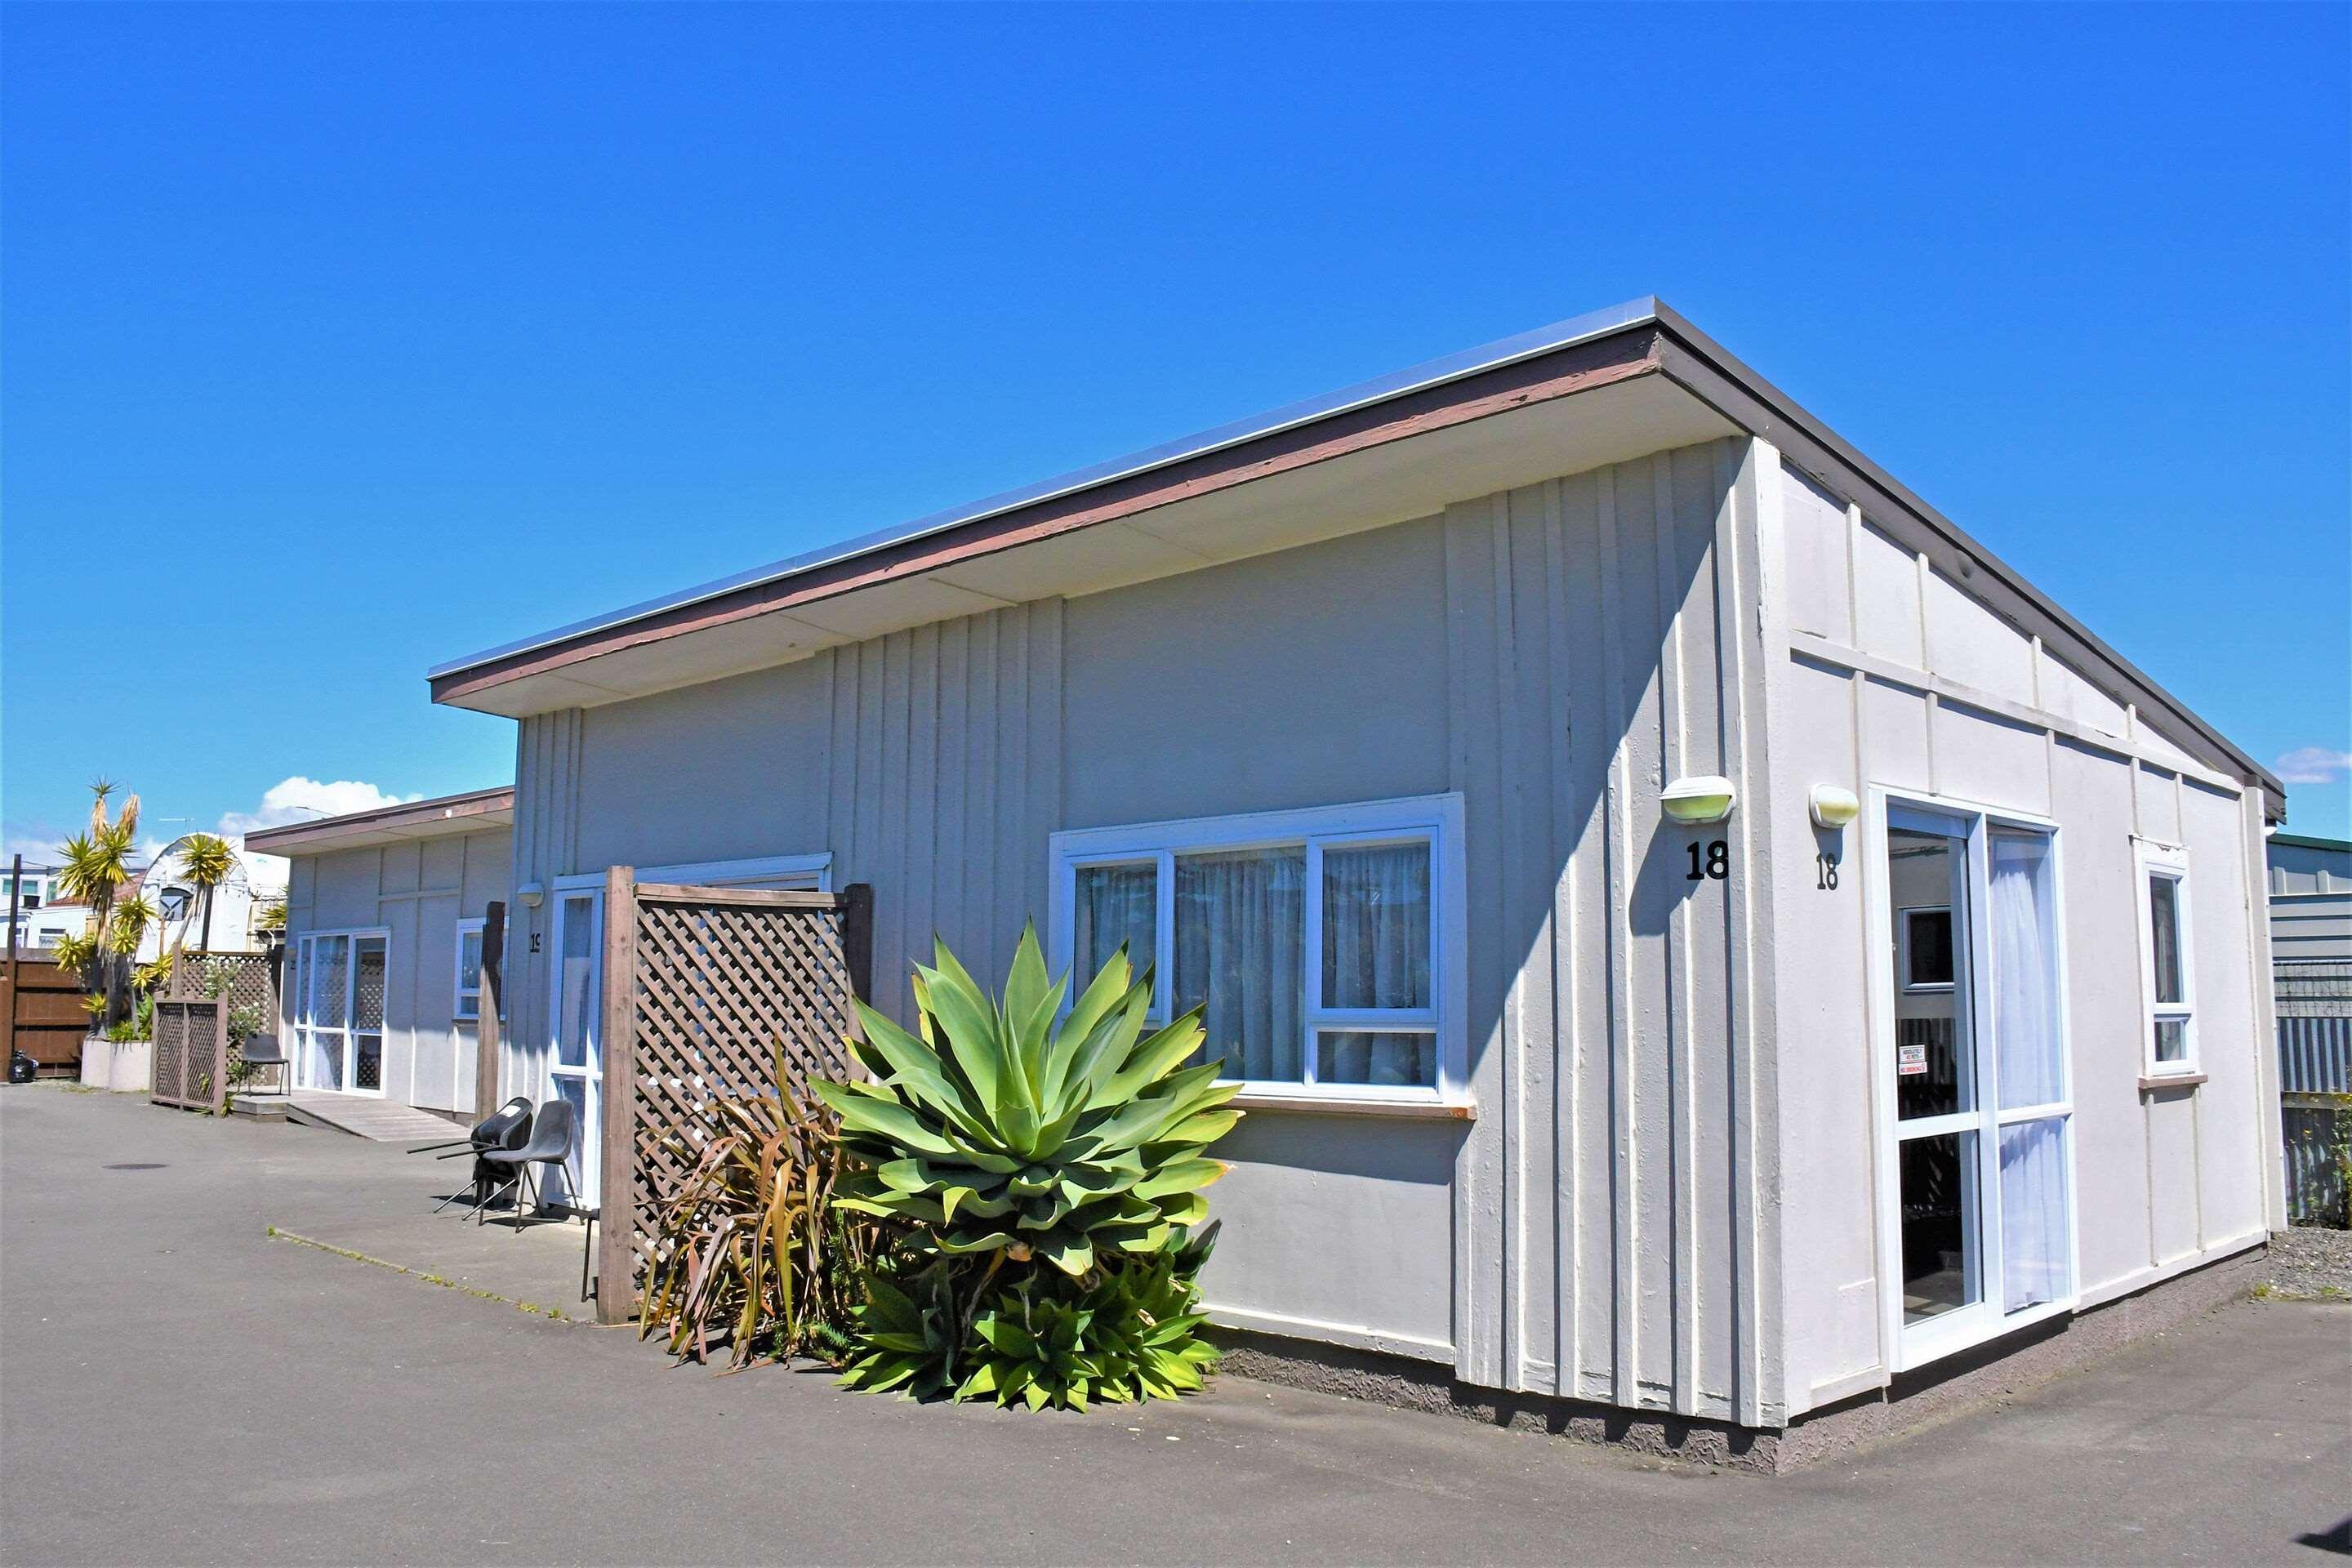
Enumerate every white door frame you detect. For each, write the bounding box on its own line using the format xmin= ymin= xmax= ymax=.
xmin=289 ymin=926 xmax=392 ymax=1098
xmin=1864 ymin=788 xmax=2080 ymax=1373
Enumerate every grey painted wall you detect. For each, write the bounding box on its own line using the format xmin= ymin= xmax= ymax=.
xmin=504 ymin=436 xmax=1785 ymax=1425
xmin=1762 ymin=458 xmax=2275 ymax=1416
xmin=497 ymin=427 xmax=2270 ymax=1430
xmin=280 ymin=826 xmax=511 ymax=1115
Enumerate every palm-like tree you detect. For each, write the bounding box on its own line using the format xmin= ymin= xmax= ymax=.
xmin=105 ymin=893 xmax=157 ymax=959
xmin=174 ymin=834 xmax=237 ymax=952
xmin=54 ymin=780 xmax=144 ymax=1027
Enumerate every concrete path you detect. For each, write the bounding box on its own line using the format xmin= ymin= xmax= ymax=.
xmin=3 ymin=1082 xmax=2345 ymax=1567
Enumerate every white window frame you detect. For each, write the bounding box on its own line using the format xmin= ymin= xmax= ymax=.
xmin=1047 ymin=793 xmax=1469 ymax=1107
xmin=453 ymin=916 xmax=486 ymax=1022
xmin=1864 ymin=789 xmax=2079 ymax=1373
xmin=1897 ymin=904 xmax=1955 ymax=993
xmin=2132 ymin=839 xmax=2197 ymax=1077
xmin=287 ymin=924 xmax=393 ymax=1098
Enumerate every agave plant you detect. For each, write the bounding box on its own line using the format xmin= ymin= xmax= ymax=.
xmin=639 ymin=1083 xmax=876 ymax=1370
xmin=840 ymin=1224 xmax=1223 ymax=1409
xmin=814 ymin=925 xmax=1241 ymax=1279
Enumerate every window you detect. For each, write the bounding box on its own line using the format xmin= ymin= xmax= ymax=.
xmin=2134 ymin=842 xmax=2195 ymax=1075
xmin=1878 ymin=799 xmax=2074 ymax=1369
xmin=454 ymin=917 xmax=485 ymax=1022
xmin=287 ymin=927 xmax=390 ymax=1094
xmin=1051 ymin=795 xmax=1465 ymax=1102
xmin=1899 ymin=906 xmax=1955 ymax=991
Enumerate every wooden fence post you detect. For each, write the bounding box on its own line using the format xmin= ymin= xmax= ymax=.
xmin=840 ymin=882 xmax=875 ymax=1006
xmin=595 ymin=866 xmax=638 ymax=1325
xmin=6 ymin=853 xmax=21 ymax=1063
xmin=474 ymin=901 xmax=506 ymax=1117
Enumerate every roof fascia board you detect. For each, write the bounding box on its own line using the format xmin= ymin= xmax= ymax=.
xmin=1644 ymin=307 xmax=2284 ymax=819
xmin=243 ymin=788 xmax=515 ymax=856
xmin=427 ymin=296 xmax=1665 ymax=685
xmin=430 ymin=322 xmax=1668 ymax=707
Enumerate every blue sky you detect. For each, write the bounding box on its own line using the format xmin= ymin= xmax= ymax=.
xmin=4 ymin=2 xmax=2347 ymax=865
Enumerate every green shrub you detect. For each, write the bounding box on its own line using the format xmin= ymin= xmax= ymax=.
xmin=816 ymin=925 xmax=1238 ymax=1276
xmin=821 ymin=926 xmax=1240 ymax=1410
xmin=638 ymin=1081 xmax=877 ymax=1370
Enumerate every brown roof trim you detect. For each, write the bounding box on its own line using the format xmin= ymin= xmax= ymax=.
xmin=426 ymin=327 xmax=1666 ymax=706
xmin=241 ymin=786 xmax=514 ymax=855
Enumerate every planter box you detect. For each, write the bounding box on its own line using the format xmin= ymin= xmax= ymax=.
xmin=79 ymin=1032 xmax=153 ymax=1093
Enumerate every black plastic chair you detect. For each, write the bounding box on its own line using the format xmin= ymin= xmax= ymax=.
xmin=479 ymin=1098 xmax=578 ymax=1232
xmin=430 ymin=1098 xmax=533 ymax=1215
xmin=238 ymin=1031 xmax=292 ymax=1096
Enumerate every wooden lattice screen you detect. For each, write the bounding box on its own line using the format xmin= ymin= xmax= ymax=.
xmin=594 ymin=867 xmax=872 ymax=1322
xmin=149 ymin=960 xmax=229 ymax=1113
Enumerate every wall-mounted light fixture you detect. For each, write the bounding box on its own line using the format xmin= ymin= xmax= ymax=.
xmin=1809 ymin=785 xmax=1862 ymax=831
xmin=1661 ymin=775 xmax=1737 ymax=825
xmin=515 ymin=880 xmax=546 ymax=909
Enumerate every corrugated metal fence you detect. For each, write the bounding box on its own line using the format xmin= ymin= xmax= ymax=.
xmin=2277 ymin=961 xmax=2350 ymax=1227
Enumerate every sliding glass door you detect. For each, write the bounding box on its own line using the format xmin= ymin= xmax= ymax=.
xmin=1881 ymin=801 xmax=2073 ymax=1365
xmin=289 ymin=929 xmax=389 ymax=1095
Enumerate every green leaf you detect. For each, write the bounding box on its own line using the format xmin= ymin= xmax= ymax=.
xmin=1131 ymin=1157 xmax=1228 ymax=1201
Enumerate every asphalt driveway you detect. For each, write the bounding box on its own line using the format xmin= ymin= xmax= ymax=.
xmin=2 ymin=1083 xmax=2345 ymax=1566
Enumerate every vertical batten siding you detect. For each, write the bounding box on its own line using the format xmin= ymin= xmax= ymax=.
xmin=1442 ymin=437 xmax=1769 ymax=1421
xmin=823 ymin=602 xmax=1063 ymax=1021
xmin=1765 ymin=455 xmax=2271 ymax=1414
xmin=507 ymin=707 xmax=584 ymax=1071
xmin=513 ymin=439 xmax=1778 ymax=1424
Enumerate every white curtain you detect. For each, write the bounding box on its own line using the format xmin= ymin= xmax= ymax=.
xmin=1074 ymin=862 xmax=1157 ymax=987
xmin=1175 ymin=848 xmax=1303 ymax=1080
xmin=1318 ymin=843 xmax=1433 ymax=1087
xmin=1989 ymin=832 xmax=2064 ymax=1110
xmin=2000 ymin=1117 xmax=2069 ymax=1312
xmin=1321 ymin=843 xmax=1430 ymax=1009
xmin=1989 ymin=830 xmax=2069 ymax=1312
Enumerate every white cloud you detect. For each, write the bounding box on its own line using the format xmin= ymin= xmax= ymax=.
xmin=216 ymin=777 xmax=425 ymax=838
xmin=2 ymin=826 xmax=69 ymax=868
xmin=2274 ymin=746 xmax=2352 ymax=786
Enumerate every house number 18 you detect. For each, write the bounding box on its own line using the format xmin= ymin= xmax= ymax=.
xmin=1685 ymin=840 xmax=1729 ymax=881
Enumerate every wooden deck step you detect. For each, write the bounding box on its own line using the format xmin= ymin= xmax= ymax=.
xmin=285 ymin=1091 xmax=466 ymax=1143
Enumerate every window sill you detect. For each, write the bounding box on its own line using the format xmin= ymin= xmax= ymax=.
xmin=2139 ymin=1072 xmax=2207 ymax=1094
xmin=1227 ymin=1089 xmax=1476 ymax=1120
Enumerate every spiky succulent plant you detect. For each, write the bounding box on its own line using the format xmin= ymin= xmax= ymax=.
xmin=813 ymin=925 xmax=1241 ymax=1278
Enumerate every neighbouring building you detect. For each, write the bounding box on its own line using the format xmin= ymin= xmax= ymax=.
xmin=2268 ymin=831 xmax=2350 ymax=1226
xmin=247 ymin=788 xmax=512 ymax=1118
xmin=4 ymin=866 xmax=86 ymax=949
xmin=412 ymin=298 xmax=2284 ymax=1462
xmin=132 ymin=841 xmax=289 ymax=961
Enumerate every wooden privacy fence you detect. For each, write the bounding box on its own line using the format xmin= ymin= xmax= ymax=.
xmin=4 ymin=949 xmax=90 ymax=1075
xmin=594 ymin=867 xmax=872 ymax=1323
xmin=151 ymin=960 xmax=231 ymax=1113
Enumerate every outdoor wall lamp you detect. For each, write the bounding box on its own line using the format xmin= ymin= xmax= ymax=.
xmin=1660 ymin=775 xmax=1737 ymax=825
xmin=1809 ymin=785 xmax=1862 ymax=831
xmin=515 ymin=880 xmax=546 ymax=909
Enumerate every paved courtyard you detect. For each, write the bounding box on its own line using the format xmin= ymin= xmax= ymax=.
xmin=2 ymin=1082 xmax=2345 ymax=1566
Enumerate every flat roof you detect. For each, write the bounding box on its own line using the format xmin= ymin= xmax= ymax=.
xmin=241 ymin=786 xmax=514 ymax=856
xmin=2270 ymin=832 xmax=2352 ymax=854
xmin=425 ymin=297 xmax=2284 ymax=817
xmin=428 ymin=296 xmax=1660 ymax=684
